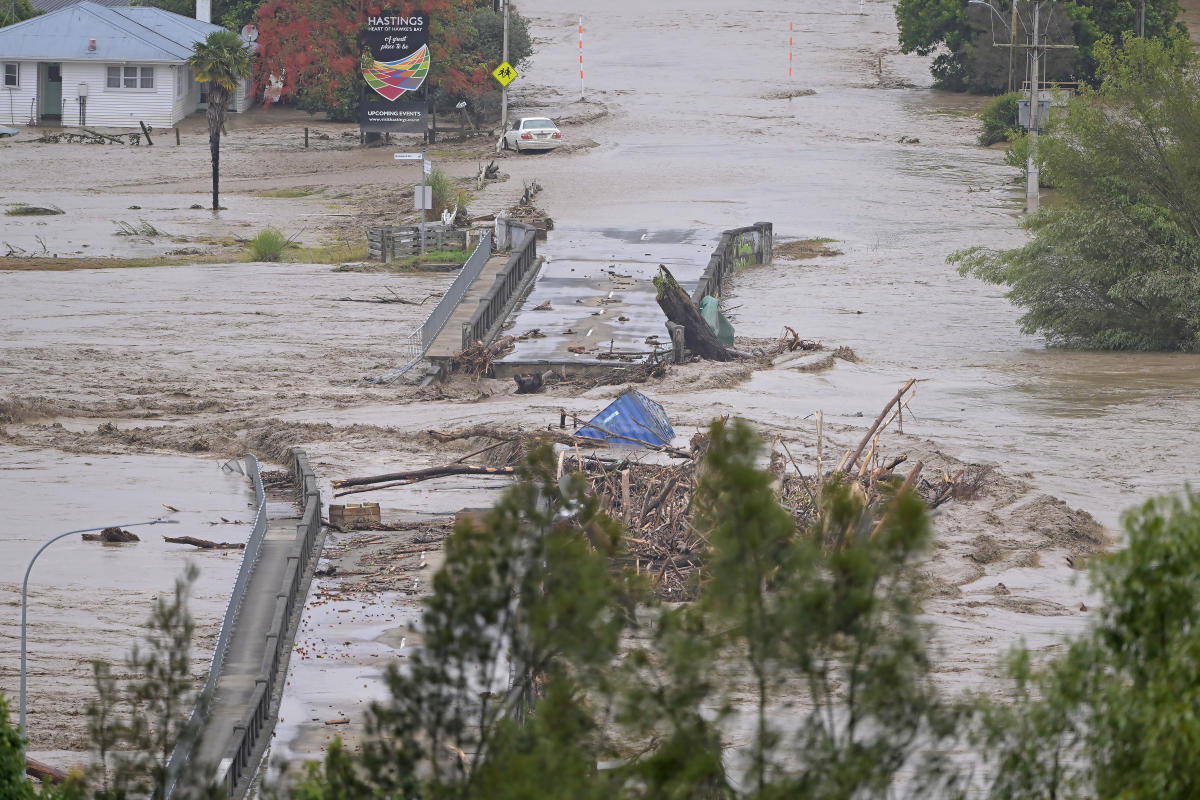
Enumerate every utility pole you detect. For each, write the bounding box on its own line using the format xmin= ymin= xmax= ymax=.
xmin=1008 ymin=0 xmax=1018 ymax=93
xmin=501 ymin=0 xmax=509 ymax=130
xmin=990 ymin=0 xmax=1072 ymax=212
xmin=1136 ymin=0 xmax=1146 ymax=37
xmin=1026 ymin=0 xmax=1041 ymax=214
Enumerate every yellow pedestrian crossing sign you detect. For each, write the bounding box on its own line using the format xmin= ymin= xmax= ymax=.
xmin=492 ymin=61 xmax=518 ymax=87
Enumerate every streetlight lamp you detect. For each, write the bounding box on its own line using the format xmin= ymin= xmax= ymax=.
xmin=18 ymin=518 xmax=179 ymax=757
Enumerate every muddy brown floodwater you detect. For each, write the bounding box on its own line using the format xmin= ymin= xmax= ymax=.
xmin=1 ymin=0 xmax=1198 ymax=785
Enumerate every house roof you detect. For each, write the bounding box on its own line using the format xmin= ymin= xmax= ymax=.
xmin=0 ymin=1 xmax=226 ymax=62
xmin=31 ymin=0 xmax=129 ymax=14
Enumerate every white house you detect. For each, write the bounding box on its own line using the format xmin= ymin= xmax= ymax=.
xmin=0 ymin=0 xmax=253 ymax=129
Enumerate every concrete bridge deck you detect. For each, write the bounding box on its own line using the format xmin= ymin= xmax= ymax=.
xmin=426 ymin=253 xmax=516 ymax=360
xmin=192 ymin=515 xmax=301 ymax=777
xmin=492 ymin=227 xmax=717 ymax=373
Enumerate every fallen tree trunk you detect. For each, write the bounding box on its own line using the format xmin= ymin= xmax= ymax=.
xmin=27 ymin=757 xmax=68 ymax=784
xmin=334 ymin=464 xmax=517 ymax=489
xmin=653 ymin=265 xmax=732 ymax=361
xmin=164 ymin=536 xmax=245 ymax=549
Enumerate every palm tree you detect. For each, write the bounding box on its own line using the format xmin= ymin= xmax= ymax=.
xmin=189 ymin=30 xmax=251 ymax=211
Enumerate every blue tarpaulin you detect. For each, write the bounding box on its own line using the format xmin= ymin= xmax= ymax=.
xmin=574 ymin=390 xmax=675 ymax=447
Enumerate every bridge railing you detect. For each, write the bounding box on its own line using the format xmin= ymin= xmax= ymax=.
xmin=163 ymin=454 xmax=267 ymax=798
xmin=218 ymin=448 xmax=322 ymax=798
xmin=461 ymin=222 xmax=538 ymax=349
xmin=691 ymin=222 xmax=773 ymax=305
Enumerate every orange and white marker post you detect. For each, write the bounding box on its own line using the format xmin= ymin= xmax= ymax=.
xmin=788 ymin=22 xmax=793 ymax=79
xmin=579 ymin=17 xmax=584 ymax=99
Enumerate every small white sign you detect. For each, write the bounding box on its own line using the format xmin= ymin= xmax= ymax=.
xmin=394 ymin=152 xmax=422 ymax=160
xmin=422 ymin=159 xmax=432 ymax=175
xmin=414 ymin=185 xmax=433 ymax=210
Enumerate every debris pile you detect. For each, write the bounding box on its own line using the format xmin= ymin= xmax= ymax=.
xmin=328 ymin=382 xmax=993 ymax=600
xmin=508 ymin=180 xmax=554 ymax=236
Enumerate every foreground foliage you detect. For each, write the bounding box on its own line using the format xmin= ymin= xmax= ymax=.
xmin=288 ymin=422 xmax=959 ymax=799
xmin=1 ymin=568 xmax=210 ymax=799
xmin=954 ymin=36 xmax=1200 ymax=350
xmin=974 ymin=491 xmax=1200 ymax=799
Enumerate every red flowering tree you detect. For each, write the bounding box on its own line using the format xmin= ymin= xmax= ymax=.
xmin=253 ymin=0 xmax=522 ymax=122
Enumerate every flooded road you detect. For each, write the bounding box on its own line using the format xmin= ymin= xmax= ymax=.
xmin=1 ymin=0 xmax=1197 ymax=782
xmin=502 ymin=0 xmax=1199 ymax=527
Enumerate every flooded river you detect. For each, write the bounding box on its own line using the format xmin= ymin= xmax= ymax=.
xmin=504 ymin=0 xmax=1199 ymax=527
xmin=1 ymin=0 xmax=1197 ymax=780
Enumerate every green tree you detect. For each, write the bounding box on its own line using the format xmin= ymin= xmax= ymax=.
xmin=288 ymin=444 xmax=637 ymax=799
xmin=954 ymin=36 xmax=1200 ymax=350
xmin=189 ymin=30 xmax=251 ymax=211
xmin=973 ymin=491 xmax=1200 ymax=799
xmin=0 ymin=0 xmax=38 ymax=28
xmin=896 ymin=0 xmax=1184 ymax=92
xmin=291 ymin=424 xmax=959 ymax=799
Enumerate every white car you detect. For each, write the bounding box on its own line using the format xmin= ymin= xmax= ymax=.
xmin=500 ymin=117 xmax=563 ymax=153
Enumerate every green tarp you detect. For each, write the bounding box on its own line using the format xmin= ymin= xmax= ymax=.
xmin=699 ymin=295 xmax=735 ymax=346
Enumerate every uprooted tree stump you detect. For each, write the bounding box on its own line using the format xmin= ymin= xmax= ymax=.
xmin=81 ymin=527 xmax=139 ymax=543
xmin=653 ymin=265 xmax=732 ymax=361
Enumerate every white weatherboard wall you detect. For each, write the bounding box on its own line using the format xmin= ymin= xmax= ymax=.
xmin=1 ymin=62 xmax=194 ymax=128
xmin=62 ymin=61 xmax=181 ymax=128
xmin=1 ymin=62 xmax=38 ymax=126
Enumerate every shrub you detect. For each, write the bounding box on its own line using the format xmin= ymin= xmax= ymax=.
xmin=425 ymin=167 xmax=469 ymax=216
xmin=978 ymin=92 xmax=1021 ymax=146
xmin=248 ymin=226 xmax=294 ymax=262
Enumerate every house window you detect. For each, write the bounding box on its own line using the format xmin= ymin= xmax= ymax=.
xmin=3 ymin=63 xmax=17 ymax=88
xmin=175 ymin=66 xmax=186 ymax=97
xmin=106 ymin=65 xmax=154 ymax=90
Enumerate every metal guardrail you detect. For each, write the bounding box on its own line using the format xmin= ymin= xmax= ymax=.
xmin=218 ymin=448 xmax=322 ymax=798
xmin=163 ymin=454 xmax=267 ymax=798
xmin=364 ymin=231 xmax=494 ymax=384
xmin=691 ymin=222 xmax=773 ymax=305
xmin=421 ymin=230 xmax=493 ymax=349
xmin=461 ymin=222 xmax=538 ymax=349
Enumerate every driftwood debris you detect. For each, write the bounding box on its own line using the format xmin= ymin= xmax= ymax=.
xmin=652 ymin=265 xmax=732 ymax=362
xmin=335 ymin=289 xmax=440 ymax=305
xmin=451 ymin=335 xmax=517 ymax=379
xmin=333 ymin=464 xmax=518 ymax=497
xmin=26 ymin=757 xmax=68 ymax=784
xmin=81 ymin=527 xmax=139 ymax=543
xmin=839 ymin=378 xmax=917 ymax=475
xmin=164 ymin=536 xmax=245 ymax=549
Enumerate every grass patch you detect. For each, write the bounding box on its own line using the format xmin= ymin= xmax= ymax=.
xmin=257 ymin=188 xmax=320 ymax=199
xmin=113 ymin=219 xmax=162 ymax=237
xmin=331 ymin=248 xmax=466 ymax=272
xmin=290 ymin=242 xmax=371 ymax=264
xmin=775 ymin=238 xmax=844 ymax=260
xmin=426 ymin=167 xmax=472 ymax=214
xmin=6 ymin=204 xmax=64 ymax=216
xmin=247 ymin=226 xmax=298 ymax=262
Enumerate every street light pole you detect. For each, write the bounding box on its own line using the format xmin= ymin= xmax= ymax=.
xmin=19 ymin=518 xmax=178 ymax=760
xmin=501 ymin=0 xmax=509 ymax=130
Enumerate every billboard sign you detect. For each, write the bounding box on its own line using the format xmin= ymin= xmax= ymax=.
xmin=361 ymin=12 xmax=429 ymax=133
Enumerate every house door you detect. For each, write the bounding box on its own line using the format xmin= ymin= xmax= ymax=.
xmin=40 ymin=63 xmax=62 ymax=120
